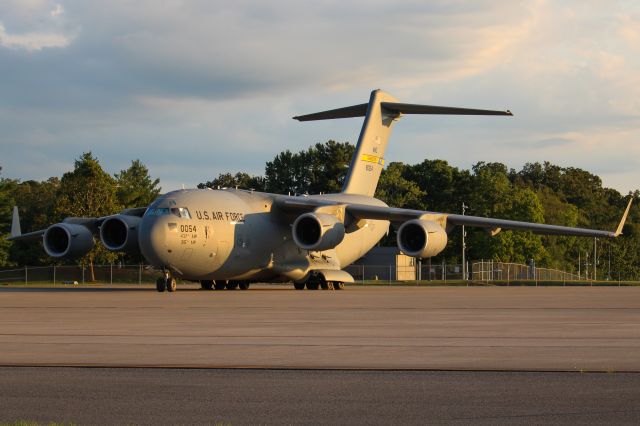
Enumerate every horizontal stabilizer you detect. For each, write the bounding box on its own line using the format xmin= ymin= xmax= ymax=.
xmin=381 ymin=102 xmax=512 ymax=116
xmin=293 ymin=103 xmax=368 ymax=121
xmin=293 ymin=101 xmax=512 ymax=121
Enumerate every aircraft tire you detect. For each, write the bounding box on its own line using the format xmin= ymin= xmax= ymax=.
xmin=167 ymin=278 xmax=177 ymax=292
xmin=238 ymin=281 xmax=250 ymax=290
xmin=201 ymin=280 xmax=214 ymax=290
xmin=321 ymin=281 xmax=334 ymax=290
xmin=214 ymin=281 xmax=226 ymax=290
xmin=306 ymin=282 xmax=319 ymax=290
xmin=156 ymin=277 xmax=166 ymax=292
xmin=294 ymin=282 xmax=305 ymax=290
xmin=225 ymin=281 xmax=239 ymax=290
xmin=334 ymin=282 xmax=345 ymax=290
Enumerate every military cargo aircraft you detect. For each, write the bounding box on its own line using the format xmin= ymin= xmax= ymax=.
xmin=8 ymin=90 xmax=632 ymax=292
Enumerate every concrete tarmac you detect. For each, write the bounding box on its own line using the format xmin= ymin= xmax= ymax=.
xmin=0 ymin=285 xmax=639 ymax=371
xmin=2 ymin=367 xmax=640 ymax=425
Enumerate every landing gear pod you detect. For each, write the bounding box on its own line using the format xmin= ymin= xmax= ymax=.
xmin=397 ymin=219 xmax=448 ymax=259
xmin=43 ymin=223 xmax=94 ymax=259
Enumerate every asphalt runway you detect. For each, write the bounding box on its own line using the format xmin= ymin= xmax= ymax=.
xmin=0 ymin=285 xmax=639 ymax=371
xmin=2 ymin=367 xmax=640 ymax=425
xmin=1 ymin=285 xmax=640 ymax=424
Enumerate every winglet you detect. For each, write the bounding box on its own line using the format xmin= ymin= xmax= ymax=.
xmin=10 ymin=206 xmax=21 ymax=238
xmin=614 ymin=198 xmax=633 ymax=237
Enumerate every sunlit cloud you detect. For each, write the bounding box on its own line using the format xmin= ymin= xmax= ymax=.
xmin=0 ymin=23 xmax=72 ymax=51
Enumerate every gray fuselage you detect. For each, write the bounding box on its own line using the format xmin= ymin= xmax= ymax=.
xmin=138 ymin=188 xmax=389 ymax=282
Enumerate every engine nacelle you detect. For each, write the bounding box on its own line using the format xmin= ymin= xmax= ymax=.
xmin=397 ymin=219 xmax=448 ymax=258
xmin=100 ymin=215 xmax=141 ymax=252
xmin=292 ymin=212 xmax=345 ymax=251
xmin=43 ymin=223 xmax=95 ymax=259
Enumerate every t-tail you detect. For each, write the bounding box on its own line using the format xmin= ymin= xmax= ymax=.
xmin=294 ymin=89 xmax=513 ymax=197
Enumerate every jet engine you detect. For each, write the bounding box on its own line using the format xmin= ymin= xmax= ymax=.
xmin=100 ymin=215 xmax=141 ymax=252
xmin=292 ymin=212 xmax=345 ymax=251
xmin=43 ymin=223 xmax=95 ymax=259
xmin=397 ymin=219 xmax=448 ymax=258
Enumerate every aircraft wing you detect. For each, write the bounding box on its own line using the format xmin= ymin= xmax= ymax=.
xmin=275 ymin=196 xmax=633 ymax=238
xmin=7 ymin=207 xmax=148 ymax=242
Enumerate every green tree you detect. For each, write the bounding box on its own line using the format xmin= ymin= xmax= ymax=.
xmin=466 ymin=162 xmax=548 ymax=264
xmin=375 ymin=162 xmax=425 ymax=209
xmin=0 ymin=167 xmax=18 ymax=267
xmin=8 ymin=178 xmax=61 ymax=266
xmin=114 ymin=159 xmax=161 ymax=208
xmin=264 ymin=141 xmax=354 ymax=194
xmin=56 ymin=153 xmax=121 ymax=280
xmin=198 ymin=172 xmax=265 ymax=191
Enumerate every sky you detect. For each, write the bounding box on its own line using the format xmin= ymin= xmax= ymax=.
xmin=1 ymin=0 xmax=639 ymax=194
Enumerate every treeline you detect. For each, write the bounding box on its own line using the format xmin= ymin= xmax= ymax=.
xmin=2 ymin=143 xmax=639 ymax=279
xmin=198 ymin=141 xmax=640 ymax=280
xmin=0 ymin=153 xmax=160 ymax=267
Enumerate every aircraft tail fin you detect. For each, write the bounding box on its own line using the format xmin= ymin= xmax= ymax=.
xmin=294 ymin=89 xmax=512 ymax=197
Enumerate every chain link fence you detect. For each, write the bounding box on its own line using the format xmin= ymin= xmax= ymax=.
xmin=0 ymin=264 xmax=159 ymax=285
xmin=0 ymin=261 xmax=627 ymax=285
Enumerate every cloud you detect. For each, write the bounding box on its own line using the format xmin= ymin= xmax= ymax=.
xmin=50 ymin=4 xmax=64 ymax=17
xmin=0 ymin=23 xmax=72 ymax=51
xmin=1 ymin=0 xmax=640 ymax=194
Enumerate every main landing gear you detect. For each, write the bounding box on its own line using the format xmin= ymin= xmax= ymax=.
xmin=200 ymin=280 xmax=251 ymax=291
xmin=156 ymin=270 xmax=177 ymax=293
xmin=295 ymin=273 xmax=345 ymax=291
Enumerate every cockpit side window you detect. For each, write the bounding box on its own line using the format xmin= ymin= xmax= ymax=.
xmin=170 ymin=207 xmax=192 ymax=219
xmin=145 ymin=206 xmax=191 ymax=218
xmin=145 ymin=207 xmax=170 ymax=216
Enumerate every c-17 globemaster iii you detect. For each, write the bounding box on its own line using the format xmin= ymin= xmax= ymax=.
xmin=8 ymin=90 xmax=633 ymax=292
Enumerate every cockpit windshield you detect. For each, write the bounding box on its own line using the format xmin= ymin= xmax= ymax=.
xmin=145 ymin=207 xmax=192 ymax=219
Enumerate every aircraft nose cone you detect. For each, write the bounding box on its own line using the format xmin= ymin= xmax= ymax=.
xmin=139 ymin=216 xmax=168 ymax=267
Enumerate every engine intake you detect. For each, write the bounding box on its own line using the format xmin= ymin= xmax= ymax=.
xmin=100 ymin=215 xmax=141 ymax=252
xmin=43 ymin=223 xmax=95 ymax=259
xmin=397 ymin=219 xmax=448 ymax=258
xmin=292 ymin=212 xmax=345 ymax=251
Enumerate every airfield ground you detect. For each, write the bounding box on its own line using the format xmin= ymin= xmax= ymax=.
xmin=1 ymin=284 xmax=639 ymax=424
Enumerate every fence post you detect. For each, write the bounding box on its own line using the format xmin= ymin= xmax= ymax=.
xmin=110 ymin=263 xmax=113 ymax=285
xmin=53 ymin=265 xmax=56 ymax=285
xmin=82 ymin=266 xmax=85 ymax=285
xmin=24 ymin=265 xmax=27 ymax=285
xmin=389 ymin=265 xmax=392 ymax=285
xmin=139 ymin=263 xmax=142 ymax=285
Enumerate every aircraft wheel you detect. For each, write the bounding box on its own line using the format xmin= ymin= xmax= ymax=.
xmin=306 ymin=282 xmax=319 ymax=290
xmin=334 ymin=282 xmax=345 ymax=290
xmin=201 ymin=280 xmax=214 ymax=290
xmin=214 ymin=281 xmax=226 ymax=290
xmin=226 ymin=281 xmax=239 ymax=290
xmin=156 ymin=277 xmax=166 ymax=292
xmin=294 ymin=282 xmax=305 ymax=290
xmin=321 ymin=281 xmax=334 ymax=290
xmin=238 ymin=281 xmax=250 ymax=290
xmin=167 ymin=277 xmax=177 ymax=292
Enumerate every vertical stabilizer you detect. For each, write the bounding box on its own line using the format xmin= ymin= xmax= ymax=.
xmin=341 ymin=90 xmax=400 ymax=197
xmin=293 ymin=90 xmax=512 ymax=197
